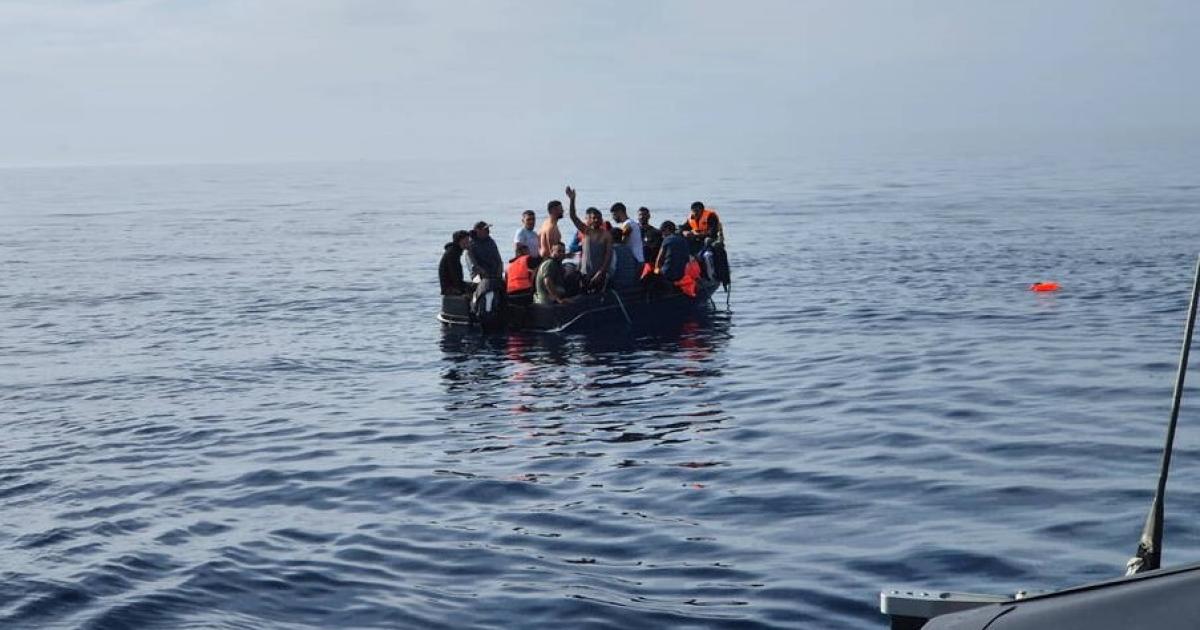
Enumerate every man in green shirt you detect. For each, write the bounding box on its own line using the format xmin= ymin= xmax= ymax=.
xmin=535 ymin=242 xmax=570 ymax=304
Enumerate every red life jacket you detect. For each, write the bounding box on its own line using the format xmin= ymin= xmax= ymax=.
xmin=686 ymin=209 xmax=718 ymax=235
xmin=674 ymin=257 xmax=701 ymax=298
xmin=506 ymin=255 xmax=534 ymax=293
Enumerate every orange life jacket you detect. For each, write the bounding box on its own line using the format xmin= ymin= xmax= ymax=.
xmin=686 ymin=209 xmax=718 ymax=236
xmin=674 ymin=257 xmax=701 ymax=298
xmin=506 ymin=255 xmax=534 ymax=293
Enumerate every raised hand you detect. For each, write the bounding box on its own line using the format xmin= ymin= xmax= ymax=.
xmin=565 ymin=186 xmax=576 ymax=201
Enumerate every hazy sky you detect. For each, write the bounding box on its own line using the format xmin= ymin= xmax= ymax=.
xmin=2 ymin=0 xmax=1197 ymax=166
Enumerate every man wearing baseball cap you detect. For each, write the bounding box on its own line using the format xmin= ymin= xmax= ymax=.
xmin=466 ymin=221 xmax=503 ymax=281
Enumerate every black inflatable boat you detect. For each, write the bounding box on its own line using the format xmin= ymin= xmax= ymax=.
xmin=438 ymin=279 xmax=722 ymax=333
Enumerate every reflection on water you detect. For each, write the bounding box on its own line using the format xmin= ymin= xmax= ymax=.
xmin=439 ymin=313 xmax=733 ymax=363
xmin=439 ymin=315 xmax=733 ymax=421
xmin=438 ymin=316 xmax=734 ymax=447
xmin=423 ymin=315 xmax=780 ymax=627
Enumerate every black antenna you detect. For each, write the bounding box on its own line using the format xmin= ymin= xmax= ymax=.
xmin=1127 ymin=254 xmax=1200 ymax=575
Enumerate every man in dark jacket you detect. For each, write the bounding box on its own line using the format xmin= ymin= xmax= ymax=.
xmin=655 ymin=221 xmax=689 ymax=282
xmin=439 ymin=230 xmax=471 ymax=295
xmin=637 ymin=206 xmax=662 ymax=265
xmin=466 ymin=221 xmax=504 ymax=280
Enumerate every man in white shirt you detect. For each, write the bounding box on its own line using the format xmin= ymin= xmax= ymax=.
xmin=513 ymin=210 xmax=540 ymax=262
xmin=609 ymin=202 xmax=644 ymax=265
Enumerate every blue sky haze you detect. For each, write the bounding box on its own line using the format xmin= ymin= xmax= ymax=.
xmin=1 ymin=0 xmax=1196 ymax=165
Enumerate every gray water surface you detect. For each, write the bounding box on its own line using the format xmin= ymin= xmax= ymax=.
xmin=3 ymin=153 xmax=1200 ymax=628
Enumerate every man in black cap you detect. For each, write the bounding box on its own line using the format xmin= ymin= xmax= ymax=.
xmin=466 ymin=221 xmax=503 ymax=280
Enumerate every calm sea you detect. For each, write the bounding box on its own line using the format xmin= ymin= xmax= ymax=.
xmin=3 ymin=151 xmax=1200 ymax=629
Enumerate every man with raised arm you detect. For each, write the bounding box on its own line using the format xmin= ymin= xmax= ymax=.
xmin=565 ymin=186 xmax=612 ymax=293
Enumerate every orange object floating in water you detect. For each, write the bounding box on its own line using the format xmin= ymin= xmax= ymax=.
xmin=1030 ymin=282 xmax=1060 ymax=292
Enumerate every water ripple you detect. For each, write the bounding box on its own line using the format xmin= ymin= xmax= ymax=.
xmin=2 ymin=156 xmax=1200 ymax=628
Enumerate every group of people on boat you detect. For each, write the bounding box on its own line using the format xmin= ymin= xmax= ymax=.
xmin=439 ymin=187 xmax=729 ymax=308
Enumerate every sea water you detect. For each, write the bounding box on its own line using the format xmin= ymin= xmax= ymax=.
xmin=2 ymin=151 xmax=1199 ymax=628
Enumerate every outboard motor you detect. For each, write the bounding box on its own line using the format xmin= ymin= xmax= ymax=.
xmin=471 ymin=277 xmax=506 ymax=331
xmin=700 ymin=246 xmax=717 ymax=281
xmin=699 ymin=238 xmax=731 ymax=289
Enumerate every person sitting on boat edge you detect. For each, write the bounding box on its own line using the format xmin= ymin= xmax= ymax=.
xmin=506 ymin=243 xmax=535 ymax=295
xmin=640 ymin=221 xmax=689 ymax=298
xmin=682 ymin=201 xmax=731 ymax=290
xmin=565 ymin=186 xmax=612 ymax=293
xmin=638 ymin=206 xmax=662 ymax=266
xmin=538 ymin=199 xmax=563 ymax=259
xmin=535 ymin=242 xmax=572 ymax=305
xmin=514 ymin=209 xmax=540 ymax=264
xmin=681 ymin=201 xmax=723 ymax=255
xmin=439 ymin=230 xmax=471 ymax=295
xmin=609 ymin=202 xmax=644 ymax=265
xmin=608 ymin=227 xmax=640 ymax=290
xmin=654 ymin=221 xmax=689 ymax=283
xmin=466 ymin=221 xmax=503 ymax=281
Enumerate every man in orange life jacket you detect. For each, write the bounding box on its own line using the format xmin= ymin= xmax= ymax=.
xmin=682 ymin=201 xmax=732 ymax=289
xmin=681 ymin=201 xmax=723 ymax=255
xmin=506 ymin=243 xmax=535 ymax=295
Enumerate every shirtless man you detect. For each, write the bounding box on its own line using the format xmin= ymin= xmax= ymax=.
xmin=565 ymin=186 xmax=612 ymax=292
xmin=537 ymin=199 xmax=564 ymax=259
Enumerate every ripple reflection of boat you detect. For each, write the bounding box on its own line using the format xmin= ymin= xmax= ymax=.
xmin=438 ymin=310 xmax=732 ymax=368
xmin=438 ymin=279 xmax=724 ymax=334
xmin=436 ymin=311 xmax=734 ymax=447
